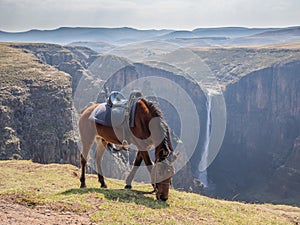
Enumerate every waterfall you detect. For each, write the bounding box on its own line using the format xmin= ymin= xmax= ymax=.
xmin=198 ymin=93 xmax=212 ymax=187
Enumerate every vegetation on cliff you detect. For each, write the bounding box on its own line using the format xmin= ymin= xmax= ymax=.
xmin=191 ymin=45 xmax=300 ymax=86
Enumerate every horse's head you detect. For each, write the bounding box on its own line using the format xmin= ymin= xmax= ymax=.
xmin=155 ymin=177 xmax=172 ymax=201
xmin=151 ymin=151 xmax=179 ymax=201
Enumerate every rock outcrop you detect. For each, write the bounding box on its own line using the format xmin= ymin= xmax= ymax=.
xmin=0 ymin=44 xmax=79 ymax=164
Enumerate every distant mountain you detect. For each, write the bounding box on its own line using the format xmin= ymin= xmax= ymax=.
xmin=0 ymin=26 xmax=299 ymax=47
xmin=192 ymin=27 xmax=279 ymax=38
xmin=0 ymin=27 xmax=172 ymax=45
xmin=251 ymin=26 xmax=300 ymax=37
xmin=166 ymin=27 xmax=300 ymax=47
xmin=158 ymin=30 xmax=196 ymax=39
xmin=226 ymin=26 xmax=300 ymax=46
xmin=157 ymin=27 xmax=279 ymax=40
xmin=67 ymin=41 xmax=116 ymax=53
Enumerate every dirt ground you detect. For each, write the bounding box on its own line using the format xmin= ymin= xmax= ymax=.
xmin=1 ymin=201 xmax=299 ymax=225
xmin=0 ymin=202 xmax=95 ymax=225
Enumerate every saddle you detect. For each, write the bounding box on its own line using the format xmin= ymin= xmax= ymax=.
xmin=107 ymin=91 xmax=128 ymax=108
xmin=89 ymin=91 xmax=143 ymax=144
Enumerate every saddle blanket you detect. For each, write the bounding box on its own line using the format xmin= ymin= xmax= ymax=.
xmin=89 ymin=102 xmax=137 ymax=128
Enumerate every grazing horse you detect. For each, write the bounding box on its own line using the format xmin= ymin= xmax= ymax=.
xmin=78 ymin=97 xmax=178 ymax=201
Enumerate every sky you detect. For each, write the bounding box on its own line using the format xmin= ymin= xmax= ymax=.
xmin=0 ymin=0 xmax=299 ymax=32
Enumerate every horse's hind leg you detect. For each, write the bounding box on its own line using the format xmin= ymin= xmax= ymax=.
xmin=79 ymin=111 xmax=97 ymax=188
xmin=80 ymin=154 xmax=88 ymax=188
xmin=95 ymin=138 xmax=107 ymax=188
xmin=79 ymin=134 xmax=96 ymax=188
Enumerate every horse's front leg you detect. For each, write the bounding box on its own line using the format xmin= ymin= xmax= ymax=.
xmin=125 ymin=151 xmax=143 ymax=189
xmin=95 ymin=137 xmax=107 ymax=188
xmin=140 ymin=151 xmax=155 ymax=191
xmin=140 ymin=151 xmax=154 ymax=175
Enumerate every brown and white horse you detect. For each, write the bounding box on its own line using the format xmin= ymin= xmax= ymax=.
xmin=78 ymin=98 xmax=178 ymax=201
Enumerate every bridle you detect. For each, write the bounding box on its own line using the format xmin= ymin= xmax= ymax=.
xmin=151 ymin=151 xmax=176 ymax=196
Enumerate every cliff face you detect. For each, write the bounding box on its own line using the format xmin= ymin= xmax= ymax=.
xmin=209 ymin=60 xmax=300 ymax=204
xmin=11 ymin=44 xmax=98 ymax=93
xmin=0 ymin=44 xmax=79 ymax=164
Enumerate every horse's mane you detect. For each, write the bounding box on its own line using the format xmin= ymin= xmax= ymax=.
xmin=139 ymin=98 xmax=164 ymax=119
xmin=140 ymin=98 xmax=173 ymax=160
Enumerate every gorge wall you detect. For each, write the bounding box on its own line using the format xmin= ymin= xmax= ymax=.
xmin=209 ymin=60 xmax=300 ymax=205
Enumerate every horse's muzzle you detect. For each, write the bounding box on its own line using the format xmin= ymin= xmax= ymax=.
xmin=159 ymin=195 xmax=168 ymax=201
xmin=156 ymin=191 xmax=168 ymax=201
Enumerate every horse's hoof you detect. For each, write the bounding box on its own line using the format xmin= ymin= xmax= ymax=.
xmin=80 ymin=184 xmax=86 ymax=188
xmin=101 ymin=184 xmax=107 ymax=188
xmin=124 ymin=185 xmax=132 ymax=189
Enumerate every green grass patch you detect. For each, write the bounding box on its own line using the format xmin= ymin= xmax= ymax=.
xmin=0 ymin=160 xmax=299 ymax=224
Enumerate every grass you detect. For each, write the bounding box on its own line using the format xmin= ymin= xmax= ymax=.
xmin=0 ymin=160 xmax=299 ymax=224
xmin=0 ymin=43 xmax=70 ymax=99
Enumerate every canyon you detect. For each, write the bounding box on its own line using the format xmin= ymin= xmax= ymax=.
xmin=0 ymin=30 xmax=299 ymax=205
